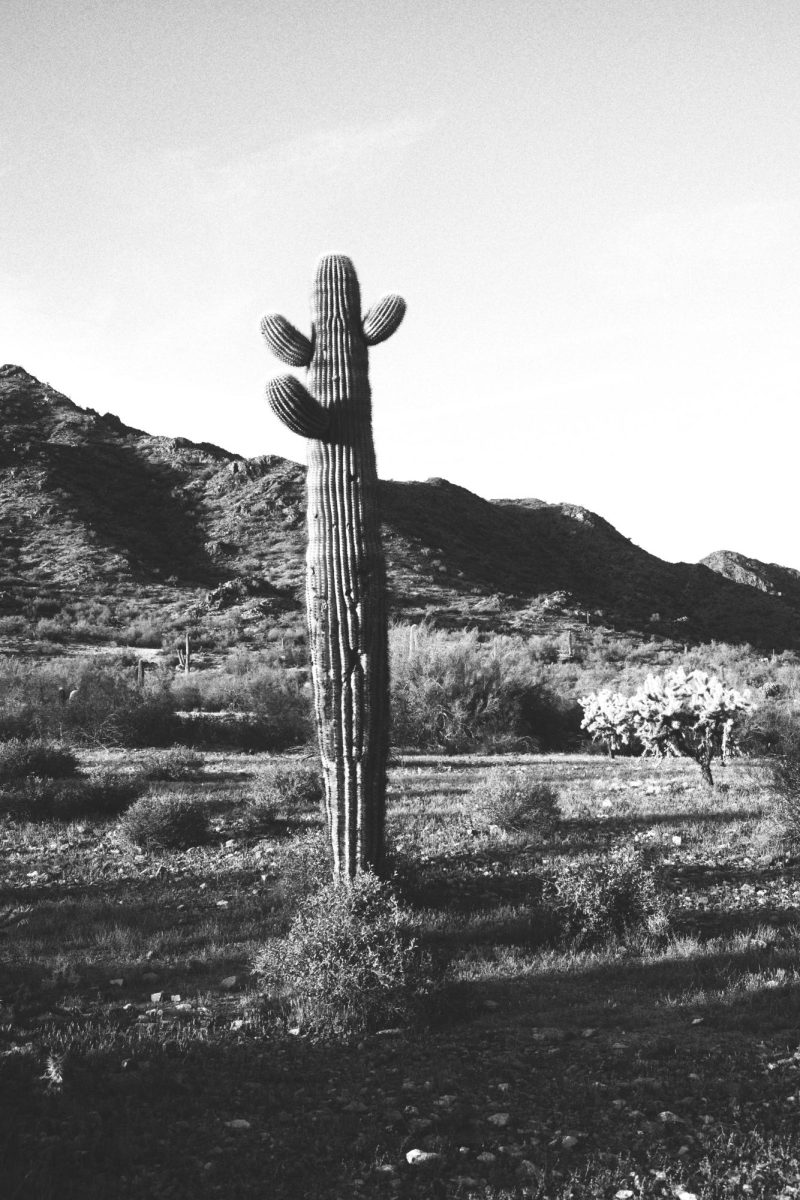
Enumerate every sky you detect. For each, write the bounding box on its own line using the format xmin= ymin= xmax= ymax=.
xmin=2 ymin=0 xmax=799 ymax=568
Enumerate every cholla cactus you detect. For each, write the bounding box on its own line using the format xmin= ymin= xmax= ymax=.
xmin=629 ymin=668 xmax=751 ymax=785
xmin=579 ymin=690 xmax=638 ymax=758
xmin=582 ymin=669 xmax=752 ymax=785
xmin=261 ymin=255 xmax=405 ymax=879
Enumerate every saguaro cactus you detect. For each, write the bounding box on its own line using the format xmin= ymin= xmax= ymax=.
xmin=261 ymin=255 xmax=405 ymax=879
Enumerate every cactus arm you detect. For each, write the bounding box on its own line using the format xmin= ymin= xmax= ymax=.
xmin=267 ymin=375 xmax=330 ymax=439
xmin=362 ymin=294 xmax=406 ymax=346
xmin=260 ymin=313 xmax=313 ymax=367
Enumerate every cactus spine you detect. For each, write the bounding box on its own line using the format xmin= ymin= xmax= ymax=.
xmin=261 ymin=255 xmax=405 ymax=880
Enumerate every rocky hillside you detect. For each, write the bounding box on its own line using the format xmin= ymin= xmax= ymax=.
xmin=1 ymin=363 xmax=799 ymax=653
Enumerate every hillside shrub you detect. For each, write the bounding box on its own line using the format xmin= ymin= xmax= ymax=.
xmin=0 ymin=739 xmax=78 ymax=782
xmin=541 ymin=845 xmax=671 ymax=946
xmin=473 ymin=769 xmax=560 ymax=835
xmin=120 ymin=791 xmax=209 ymax=850
xmin=253 ymin=872 xmax=431 ymax=1039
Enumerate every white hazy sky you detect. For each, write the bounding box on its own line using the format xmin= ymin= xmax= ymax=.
xmin=2 ymin=0 xmax=799 ymax=568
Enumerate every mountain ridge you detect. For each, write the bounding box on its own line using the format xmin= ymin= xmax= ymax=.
xmin=1 ymin=364 xmax=798 ymax=652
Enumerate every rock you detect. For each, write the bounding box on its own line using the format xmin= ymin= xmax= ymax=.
xmin=488 ymin=1112 xmax=511 ymax=1127
xmin=405 ymin=1148 xmax=441 ymax=1167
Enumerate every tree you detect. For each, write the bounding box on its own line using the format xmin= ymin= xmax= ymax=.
xmin=581 ymin=668 xmax=751 ymax=785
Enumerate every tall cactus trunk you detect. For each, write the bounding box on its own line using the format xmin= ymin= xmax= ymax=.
xmin=261 ymin=255 xmax=405 ymax=880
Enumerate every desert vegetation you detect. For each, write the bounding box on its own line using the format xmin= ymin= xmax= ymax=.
xmin=2 ymin=749 xmax=800 ymax=1197
xmin=3 ymin=619 xmax=800 ymax=1196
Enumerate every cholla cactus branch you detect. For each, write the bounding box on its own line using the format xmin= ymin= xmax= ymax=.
xmin=262 ymin=254 xmax=405 ymax=879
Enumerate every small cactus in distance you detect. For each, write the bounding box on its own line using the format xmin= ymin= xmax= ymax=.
xmin=261 ymin=254 xmax=405 ymax=880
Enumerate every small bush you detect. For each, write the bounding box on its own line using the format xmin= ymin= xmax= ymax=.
xmin=769 ymin=739 xmax=800 ymax=843
xmin=139 ymin=747 xmax=205 ymax=781
xmin=256 ymin=760 xmax=323 ymax=809
xmin=270 ymin=828 xmax=331 ymax=910
xmin=541 ymin=845 xmax=671 ymax=947
xmin=253 ymin=872 xmax=431 ymax=1039
xmin=243 ymin=761 xmax=323 ymax=836
xmin=0 ymin=770 xmax=145 ymax=821
xmin=0 ymin=739 xmax=78 ymax=782
xmin=119 ymin=791 xmax=209 ymax=850
xmin=473 ymin=769 xmax=560 ymax=835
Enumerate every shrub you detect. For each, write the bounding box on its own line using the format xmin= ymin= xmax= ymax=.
xmin=0 ymin=770 xmax=145 ymax=821
xmin=62 ymin=669 xmax=178 ymax=748
xmin=255 ymin=760 xmax=323 ymax=809
xmin=119 ymin=791 xmax=209 ymax=850
xmin=270 ymin=828 xmax=331 ymax=909
xmin=389 ymin=625 xmax=583 ymax=753
xmin=139 ymin=747 xmax=204 ymax=781
xmin=253 ymin=872 xmax=431 ymax=1040
xmin=473 ymin=769 xmax=560 ymax=836
xmin=540 ymin=845 xmax=671 ymax=946
xmin=0 ymin=739 xmax=78 ymax=782
xmin=768 ymin=736 xmax=800 ymax=843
